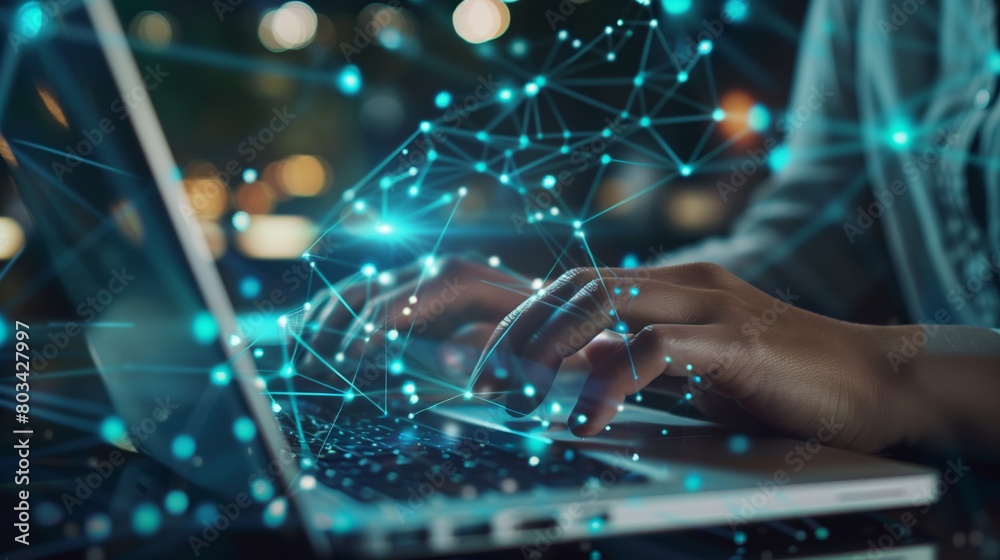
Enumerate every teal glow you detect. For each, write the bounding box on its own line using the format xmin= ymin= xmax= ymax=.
xmin=191 ymin=311 xmax=218 ymax=345
xmin=622 ymin=254 xmax=640 ymax=267
xmin=263 ymin=498 xmax=288 ymax=528
xmin=242 ymin=168 xmax=258 ymax=183
xmin=698 ymin=40 xmax=714 ymax=54
xmin=131 ymin=502 xmax=162 ymax=536
xmin=542 ymin=175 xmax=557 ymax=188
xmin=815 ymin=527 xmax=830 ymax=540
xmin=614 ymin=321 xmax=628 ymax=333
xmin=723 ymin=0 xmax=749 ymax=22
xmin=662 ymin=0 xmax=692 ymax=15
xmin=100 ymin=416 xmax=126 ymax=444
xmin=389 ymin=359 xmax=404 ymax=374
xmin=402 ymin=381 xmax=417 ymax=395
xmin=16 ymin=2 xmax=45 ymax=39
xmin=164 ymin=490 xmax=189 ymax=515
xmin=712 ymin=108 xmax=726 ymax=122
xmin=171 ymin=434 xmax=196 ymax=460
xmin=239 ymin=276 xmax=261 ymax=299
xmin=680 ymin=165 xmax=693 ymax=176
xmin=523 ymin=384 xmax=536 ymax=397
xmin=232 ymin=211 xmax=251 ymax=231
xmin=891 ymin=129 xmax=910 ymax=147
xmin=250 ymin=479 xmax=275 ymax=502
xmin=734 ymin=531 xmax=747 ymax=545
xmin=210 ymin=364 xmax=232 ymax=386
xmin=640 ymin=116 xmax=651 ymax=127
xmin=361 ymin=263 xmax=377 ymax=277
xmin=233 ymin=417 xmax=257 ymax=442
xmin=576 ymin=414 xmax=588 ymax=424
xmin=434 ymin=91 xmax=452 ymax=109
xmin=747 ymin=104 xmax=771 ymax=131
xmin=683 ymin=473 xmax=702 ymax=491
xmin=664 ymin=356 xmax=672 ymax=363
xmin=0 ymin=315 xmax=6 ymax=345
xmin=498 ymin=88 xmax=514 ymax=102
xmin=728 ymin=434 xmax=750 ymax=454
xmin=769 ymin=144 xmax=791 ymax=172
xmin=337 ymin=65 xmax=362 ymax=95
xmin=677 ymin=71 xmax=689 ymax=83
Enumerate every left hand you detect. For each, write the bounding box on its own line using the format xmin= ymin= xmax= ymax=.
xmin=472 ymin=262 xmax=911 ymax=453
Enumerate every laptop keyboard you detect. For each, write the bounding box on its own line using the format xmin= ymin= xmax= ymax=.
xmin=279 ymin=408 xmax=649 ymax=504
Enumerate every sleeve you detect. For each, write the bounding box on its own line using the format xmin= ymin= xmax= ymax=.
xmin=660 ymin=0 xmax=892 ymax=320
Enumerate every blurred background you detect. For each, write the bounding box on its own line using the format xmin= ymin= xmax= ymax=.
xmin=1 ymin=0 xmax=808 ymax=328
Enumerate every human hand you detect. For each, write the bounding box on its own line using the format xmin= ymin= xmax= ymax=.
xmin=473 ymin=262 xmax=910 ymax=452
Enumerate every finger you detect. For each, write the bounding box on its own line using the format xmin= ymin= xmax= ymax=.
xmin=571 ymin=324 xmax=728 ymax=436
xmin=580 ymin=331 xmax=627 ymax=367
xmin=509 ymin=279 xmax=725 ymax=414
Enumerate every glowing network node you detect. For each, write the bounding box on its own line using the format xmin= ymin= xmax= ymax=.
xmin=164 ymin=490 xmax=189 ymax=515
xmin=629 ymin=286 xmax=640 ymax=297
xmin=815 ymin=527 xmax=830 ymax=540
xmin=680 ymin=165 xmax=693 ymax=176
xmin=361 ymin=263 xmax=378 ymax=277
xmin=677 ymin=71 xmax=689 ymax=83
xmin=210 ymin=364 xmax=232 ymax=386
xmin=131 ymin=502 xmax=162 ymax=536
xmin=601 ymin=154 xmax=612 ymax=165
xmin=734 ymin=531 xmax=748 ymax=545
xmin=280 ymin=364 xmax=295 ymax=378
xmin=524 ymin=82 xmax=540 ymax=96
xmin=242 ymin=168 xmax=258 ymax=183
xmin=724 ymin=0 xmax=749 ymax=22
xmin=498 ymin=88 xmax=514 ymax=102
xmin=191 ymin=312 xmax=218 ymax=345
xmin=606 ymin=52 xmax=616 ymax=62
xmin=232 ymin=211 xmax=251 ymax=231
xmin=251 ymin=479 xmax=275 ymax=502
xmin=747 ymin=103 xmax=771 ymax=131
xmin=233 ymin=416 xmax=257 ymax=442
xmin=16 ymin=2 xmax=45 ymax=39
xmin=408 ymin=394 xmax=419 ymax=405
xmin=271 ymin=402 xmax=282 ymax=413
xmin=434 ymin=91 xmax=452 ymax=109
xmin=528 ymin=456 xmax=540 ymax=467
xmin=239 ymin=276 xmax=262 ymax=299
xmin=634 ymin=74 xmax=645 ymax=86
xmin=488 ymin=255 xmax=501 ymax=267
xmin=614 ymin=321 xmax=629 ymax=333
xmin=523 ymin=384 xmax=536 ymax=398
xmin=229 ymin=334 xmax=242 ymax=346
xmin=686 ymin=363 xmax=694 ymax=371
xmin=390 ymin=359 xmax=404 ymax=374
xmin=712 ymin=108 xmax=726 ymax=122
xmin=891 ymin=130 xmax=910 ymax=146
xmin=662 ymin=0 xmax=692 ymax=14
xmin=576 ymin=414 xmax=588 ymax=425
xmin=542 ymin=175 xmax=557 ymax=188
xmin=698 ymin=40 xmax=714 ymax=54
xmin=464 ymin=391 xmax=474 ymax=400
xmin=171 ymin=434 xmax=196 ymax=460
xmin=684 ymin=473 xmax=702 ymax=491
xmin=337 ymin=65 xmax=362 ymax=95
xmin=100 ymin=416 xmax=126 ymax=444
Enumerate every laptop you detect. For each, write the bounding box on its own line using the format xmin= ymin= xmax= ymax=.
xmin=1 ymin=0 xmax=939 ymax=557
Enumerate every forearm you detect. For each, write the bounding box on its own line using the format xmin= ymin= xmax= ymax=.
xmin=878 ymin=325 xmax=1000 ymax=456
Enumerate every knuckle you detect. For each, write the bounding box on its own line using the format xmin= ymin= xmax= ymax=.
xmin=563 ymin=267 xmax=595 ymax=285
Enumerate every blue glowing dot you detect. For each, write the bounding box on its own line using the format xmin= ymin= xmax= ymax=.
xmin=542 ymin=175 xmax=557 ymax=189
xmin=164 ymin=490 xmax=189 ymax=515
xmin=250 ymin=479 xmax=275 ymax=502
xmin=500 ymin=173 xmax=510 ymax=184
xmin=100 ymin=416 xmax=126 ymax=444
xmin=576 ymin=414 xmax=588 ymax=425
xmin=614 ymin=286 xmax=622 ymax=295
xmin=427 ymin=150 xmax=438 ymax=162
xmin=661 ymin=429 xmax=669 ymax=435
xmin=747 ymin=104 xmax=771 ymax=131
xmin=606 ymin=52 xmax=616 ymax=62
xmin=558 ymin=30 xmax=569 ymax=41
xmin=232 ymin=211 xmax=251 ymax=231
xmin=361 ymin=263 xmax=377 ymax=277
xmin=589 ymin=517 xmax=604 ymax=533
xmin=337 ymin=65 xmax=362 ymax=95
xmin=990 ymin=51 xmax=1000 ymax=73
xmin=734 ymin=531 xmax=747 ymax=545
xmin=677 ymin=71 xmax=689 ymax=83
xmin=239 ymin=276 xmax=261 ymax=299
xmin=684 ymin=392 xmax=693 ymax=400
xmin=724 ymin=0 xmax=749 ymax=21
xmin=475 ymin=161 xmax=488 ymax=173
xmin=389 ymin=359 xmax=404 ymax=374
xmin=633 ymin=74 xmax=645 ymax=87
xmin=16 ymin=2 xmax=45 ymax=39
xmin=601 ymin=154 xmax=612 ymax=165
xmin=629 ymin=286 xmax=640 ymax=297
xmin=664 ymin=356 xmax=672 ymax=363
xmin=420 ymin=121 xmax=432 ymax=132
xmin=0 ymin=315 xmax=6 ymax=345
xmin=434 ymin=91 xmax=452 ymax=109
xmin=409 ymin=394 xmax=419 ymax=405
xmin=345 ymin=391 xmax=355 ymax=402
xmin=494 ymin=368 xmax=508 ymax=379
xmin=402 ymin=381 xmax=417 ymax=395
xmin=684 ymin=473 xmax=702 ymax=491
xmin=686 ymin=363 xmax=694 ymax=371
xmin=728 ymin=434 xmax=751 ymax=454
xmin=640 ymin=116 xmax=651 ymax=127
xmin=242 ymin=168 xmax=258 ymax=183
xmin=171 ymin=434 xmax=196 ymax=460
xmin=263 ymin=497 xmax=288 ymax=528
xmin=379 ymin=176 xmax=393 ymax=189
xmin=712 ymin=108 xmax=726 ymax=122
xmin=192 ymin=311 xmax=218 ymax=345
xmin=615 ymin=322 xmax=628 ymax=333
xmin=280 ymin=364 xmax=295 ymax=378
xmin=476 ymin=131 xmax=489 ymax=142
xmin=680 ymin=165 xmax=693 ymax=176
xmin=408 ymin=185 xmax=419 ymax=196
xmin=815 ymin=527 xmax=830 ymax=540
xmin=769 ymin=144 xmax=791 ymax=172
xmin=254 ymin=348 xmax=264 ymax=358
xmin=271 ymin=402 xmax=282 ymax=413
xmin=510 ymin=38 xmax=529 ymax=56
xmin=693 ymin=375 xmax=702 ymax=383
xmin=891 ymin=130 xmax=910 ymax=146
xmin=698 ymin=40 xmax=714 ymax=54
xmin=131 ymin=502 xmax=162 ymax=536
xmin=210 ymin=364 xmax=232 ymax=386
xmin=524 ymin=82 xmax=540 ymax=96
xmin=523 ymin=384 xmax=536 ymax=398
xmin=85 ymin=513 xmax=112 ymax=541
xmin=233 ymin=416 xmax=257 ymax=442
xmin=528 ymin=456 xmax=540 ymax=467
xmin=498 ymin=88 xmax=513 ymax=102
xmin=662 ymin=0 xmax=692 ymax=14
xmin=622 ymin=254 xmax=640 ymax=268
